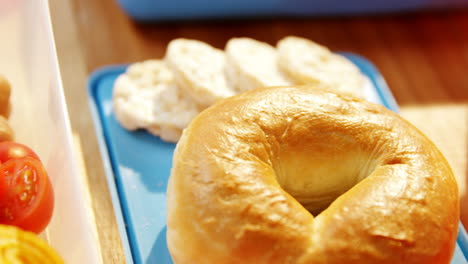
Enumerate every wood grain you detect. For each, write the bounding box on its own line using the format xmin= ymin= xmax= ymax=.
xmin=49 ymin=0 xmax=468 ymax=262
xmin=69 ymin=0 xmax=468 ymax=105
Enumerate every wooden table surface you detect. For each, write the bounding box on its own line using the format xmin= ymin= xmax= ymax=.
xmin=49 ymin=0 xmax=468 ymax=262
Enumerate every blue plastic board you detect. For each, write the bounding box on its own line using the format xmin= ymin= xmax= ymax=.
xmin=88 ymin=54 xmax=468 ymax=264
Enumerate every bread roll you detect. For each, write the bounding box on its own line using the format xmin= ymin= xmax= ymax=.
xmin=0 ymin=116 xmax=13 ymax=142
xmin=0 ymin=75 xmax=11 ymax=118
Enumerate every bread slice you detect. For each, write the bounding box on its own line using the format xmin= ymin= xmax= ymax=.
xmin=277 ymin=36 xmax=365 ymax=97
xmin=165 ymin=39 xmax=235 ymax=107
xmin=113 ymin=60 xmax=199 ymax=142
xmin=225 ymin=38 xmax=292 ymax=93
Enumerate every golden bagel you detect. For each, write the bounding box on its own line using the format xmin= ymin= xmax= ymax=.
xmin=167 ymin=86 xmax=459 ymax=264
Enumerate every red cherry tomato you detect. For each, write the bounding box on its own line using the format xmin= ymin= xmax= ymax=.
xmin=0 ymin=141 xmax=40 ymax=163
xmin=0 ymin=157 xmax=54 ymax=233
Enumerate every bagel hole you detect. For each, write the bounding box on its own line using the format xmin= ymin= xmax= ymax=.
xmin=273 ymin=151 xmax=380 ymax=217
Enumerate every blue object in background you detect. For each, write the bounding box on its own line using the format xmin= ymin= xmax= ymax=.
xmin=88 ymin=55 xmax=468 ymax=263
xmin=116 ymin=0 xmax=468 ymax=21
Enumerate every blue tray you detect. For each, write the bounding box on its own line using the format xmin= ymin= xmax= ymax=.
xmin=116 ymin=0 xmax=468 ymax=21
xmin=88 ymin=54 xmax=468 ymax=264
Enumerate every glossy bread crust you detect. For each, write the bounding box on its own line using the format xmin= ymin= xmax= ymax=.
xmin=166 ymin=86 xmax=459 ymax=264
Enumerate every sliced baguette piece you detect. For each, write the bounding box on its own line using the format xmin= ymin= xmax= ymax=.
xmin=145 ymin=80 xmax=200 ymax=142
xmin=225 ymin=37 xmax=292 ymax=93
xmin=113 ymin=60 xmax=199 ymax=142
xmin=277 ymin=36 xmax=366 ymax=97
xmin=165 ymin=39 xmax=235 ymax=107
